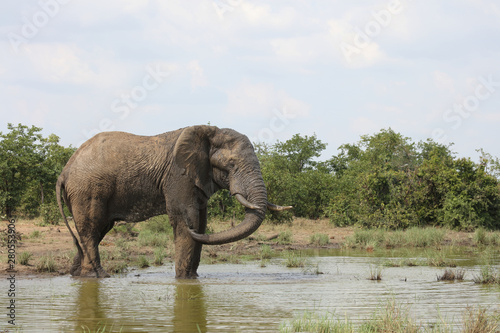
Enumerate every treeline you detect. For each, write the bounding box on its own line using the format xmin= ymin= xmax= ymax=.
xmin=2 ymin=124 xmax=500 ymax=230
xmin=211 ymin=129 xmax=500 ymax=231
xmin=0 ymin=124 xmax=75 ymax=223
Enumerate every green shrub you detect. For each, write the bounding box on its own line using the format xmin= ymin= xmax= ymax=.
xmin=143 ymin=215 xmax=172 ymax=234
xmin=40 ymin=202 xmax=61 ymax=225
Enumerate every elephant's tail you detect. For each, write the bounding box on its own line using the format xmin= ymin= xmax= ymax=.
xmin=56 ymin=176 xmax=84 ymax=261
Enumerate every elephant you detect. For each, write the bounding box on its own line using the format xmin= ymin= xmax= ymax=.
xmin=56 ymin=125 xmax=291 ymax=278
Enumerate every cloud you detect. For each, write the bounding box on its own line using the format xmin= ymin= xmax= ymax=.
xmin=187 ymin=60 xmax=208 ymax=91
xmin=225 ymin=80 xmax=310 ymax=118
xmin=433 ymin=71 xmax=456 ymax=93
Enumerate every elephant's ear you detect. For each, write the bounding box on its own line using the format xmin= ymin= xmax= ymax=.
xmin=174 ymin=125 xmax=218 ymax=198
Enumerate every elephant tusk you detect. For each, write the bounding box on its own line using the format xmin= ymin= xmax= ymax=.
xmin=267 ymin=202 xmax=293 ymax=211
xmin=235 ymin=193 xmax=259 ymax=210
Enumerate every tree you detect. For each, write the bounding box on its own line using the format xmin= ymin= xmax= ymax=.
xmin=0 ymin=123 xmax=75 ymax=219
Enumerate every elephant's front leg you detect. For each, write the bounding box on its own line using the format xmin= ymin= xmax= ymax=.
xmin=172 ymin=207 xmax=207 ymax=278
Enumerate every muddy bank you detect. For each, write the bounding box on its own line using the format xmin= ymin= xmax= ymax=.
xmin=0 ymin=218 xmax=476 ymax=277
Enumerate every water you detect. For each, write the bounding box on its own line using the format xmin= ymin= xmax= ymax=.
xmin=2 ymin=250 xmax=499 ymax=332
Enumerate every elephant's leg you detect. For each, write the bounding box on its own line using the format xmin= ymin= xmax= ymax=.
xmin=172 ymin=207 xmax=207 ymax=279
xmin=71 ymin=201 xmax=112 ymax=278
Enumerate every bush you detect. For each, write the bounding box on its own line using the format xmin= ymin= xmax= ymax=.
xmin=40 ymin=202 xmax=61 ymax=225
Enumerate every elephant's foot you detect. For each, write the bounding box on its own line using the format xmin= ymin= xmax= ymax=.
xmin=175 ymin=270 xmax=199 ymax=279
xmin=73 ymin=263 xmax=110 ymax=278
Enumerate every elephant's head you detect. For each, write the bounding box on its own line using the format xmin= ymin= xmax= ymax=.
xmin=174 ymin=125 xmax=290 ymax=245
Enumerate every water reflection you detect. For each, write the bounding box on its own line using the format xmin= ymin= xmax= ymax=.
xmin=74 ymin=279 xmax=110 ymax=331
xmin=173 ymin=281 xmax=207 ymax=333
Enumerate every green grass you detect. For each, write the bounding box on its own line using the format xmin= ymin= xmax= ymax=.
xmin=260 ymin=244 xmax=273 ymax=260
xmin=277 ymin=230 xmax=293 ymax=245
xmin=368 ymin=265 xmax=383 ymax=281
xmin=36 ymin=254 xmax=57 ymax=272
xmin=105 ymin=261 xmax=128 ymax=274
xmin=18 ymin=251 xmax=33 ymax=265
xmin=138 ymin=230 xmax=170 ymax=247
xmin=153 ymin=247 xmax=166 ymax=266
xmin=437 ymin=268 xmax=466 ymax=281
xmin=344 ymin=227 xmax=446 ymax=250
xmin=136 ymin=255 xmax=150 ymax=268
xmin=280 ymin=300 xmax=500 ymax=333
xmin=473 ymin=265 xmax=500 ymax=284
xmin=30 ymin=230 xmax=42 ymax=239
xmin=284 ymin=251 xmax=307 ymax=268
xmin=309 ymin=233 xmax=330 ymax=246
xmin=474 ymin=228 xmax=500 ymax=246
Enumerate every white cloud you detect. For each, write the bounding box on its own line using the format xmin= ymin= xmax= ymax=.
xmin=187 ymin=60 xmax=208 ymax=91
xmin=225 ymin=81 xmax=310 ymax=118
xmin=433 ymin=71 xmax=456 ymax=93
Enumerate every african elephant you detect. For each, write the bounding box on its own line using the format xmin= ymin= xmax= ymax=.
xmin=56 ymin=125 xmax=290 ymax=278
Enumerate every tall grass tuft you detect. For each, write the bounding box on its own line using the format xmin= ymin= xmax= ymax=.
xmin=280 ymin=310 xmax=354 ymax=333
xmin=153 ymin=247 xmax=166 ymax=266
xmin=462 ymin=306 xmax=499 ymax=333
xmin=437 ymin=268 xmax=466 ymax=281
xmin=284 ymin=251 xmax=306 ymax=268
xmin=19 ymin=251 xmax=33 ymax=265
xmin=368 ymin=265 xmax=383 ymax=281
xmin=277 ymin=231 xmax=293 ymax=245
xmin=36 ymin=254 xmax=57 ymax=272
xmin=309 ymin=233 xmax=330 ymax=246
xmin=359 ymin=299 xmax=420 ymax=333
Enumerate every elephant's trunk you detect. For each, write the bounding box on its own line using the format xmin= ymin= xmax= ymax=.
xmin=189 ymin=169 xmax=267 ymax=245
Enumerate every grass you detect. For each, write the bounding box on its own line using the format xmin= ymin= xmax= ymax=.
xmin=153 ymin=247 xmax=166 ymax=266
xmin=284 ymin=251 xmax=307 ymax=268
xmin=280 ymin=299 xmax=500 ymax=333
xmin=368 ymin=265 xmax=383 ymax=281
xmin=30 ymin=230 xmax=42 ymax=239
xmin=137 ymin=230 xmax=170 ymax=247
xmin=473 ymin=265 xmax=500 ymax=284
xmin=36 ymin=254 xmax=57 ymax=272
xmin=19 ymin=251 xmax=33 ymax=265
xmin=277 ymin=230 xmax=293 ymax=245
xmin=136 ymin=255 xmax=150 ymax=268
xmin=260 ymin=244 xmax=273 ymax=259
xmin=309 ymin=233 xmax=330 ymax=246
xmin=474 ymin=228 xmax=500 ymax=246
xmin=344 ymin=227 xmax=446 ymax=250
xmin=105 ymin=261 xmax=128 ymax=274
xmin=437 ymin=268 xmax=466 ymax=281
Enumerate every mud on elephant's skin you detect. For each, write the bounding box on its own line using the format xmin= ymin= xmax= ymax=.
xmin=56 ymin=125 xmax=291 ymax=278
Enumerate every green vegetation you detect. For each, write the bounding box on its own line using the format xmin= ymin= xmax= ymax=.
xmin=284 ymin=251 xmax=307 ymax=268
xmin=19 ymin=251 xmax=33 ymax=265
xmin=280 ymin=299 xmax=500 ymax=333
xmin=153 ymin=247 xmax=167 ymax=266
xmin=277 ymin=230 xmax=294 ymax=245
xmin=36 ymin=254 xmax=57 ymax=272
xmin=309 ymin=233 xmax=330 ymax=246
xmin=437 ymin=268 xmax=466 ymax=281
xmin=3 ymin=123 xmax=500 ymax=232
xmin=136 ymin=255 xmax=150 ymax=268
xmin=344 ymin=227 xmax=445 ymax=250
xmin=0 ymin=123 xmax=75 ymax=219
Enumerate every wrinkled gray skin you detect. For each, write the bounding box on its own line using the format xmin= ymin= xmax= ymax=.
xmin=57 ymin=125 xmax=278 ymax=278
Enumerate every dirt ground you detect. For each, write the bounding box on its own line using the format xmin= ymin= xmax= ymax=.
xmin=0 ymin=218 xmax=474 ymax=277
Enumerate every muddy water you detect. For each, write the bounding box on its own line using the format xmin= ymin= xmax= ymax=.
xmin=3 ymin=249 xmax=500 ymax=332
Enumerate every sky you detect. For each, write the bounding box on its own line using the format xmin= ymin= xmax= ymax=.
xmin=1 ymin=0 xmax=499 ymax=161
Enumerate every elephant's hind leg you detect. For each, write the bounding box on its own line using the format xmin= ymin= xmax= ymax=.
xmin=71 ymin=200 xmax=113 ymax=278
